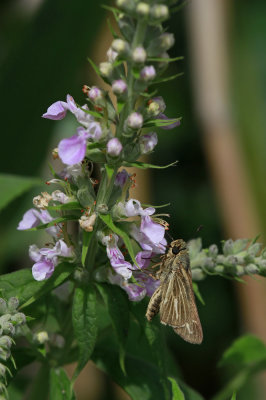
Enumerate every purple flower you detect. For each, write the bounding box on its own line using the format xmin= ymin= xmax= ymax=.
xmin=107 ymin=138 xmax=122 ymax=157
xmin=108 ymin=271 xmax=147 ymax=301
xmin=140 ymin=66 xmax=156 ymax=81
xmin=32 ymin=259 xmax=55 ymax=281
xmin=114 ymin=169 xmax=129 ymax=188
xmin=112 ymin=80 xmax=127 ymax=95
xmin=127 ymin=112 xmax=143 ymax=129
xmin=42 ymin=101 xmax=67 ymax=120
xmin=87 ymin=122 xmax=102 ymax=140
xmin=157 ymin=113 xmax=180 ymax=130
xmin=17 ymin=209 xmax=60 ymax=237
xmin=88 ymin=86 xmax=103 ymax=101
xmin=124 ymin=199 xmax=155 ymax=217
xmin=103 ymin=234 xmax=132 ymax=279
xmin=140 ymin=132 xmax=158 ymax=154
xmin=130 ymin=217 xmax=166 ymax=254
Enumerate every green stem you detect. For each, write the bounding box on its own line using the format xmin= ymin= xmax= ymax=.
xmin=116 ymin=19 xmax=147 ymax=138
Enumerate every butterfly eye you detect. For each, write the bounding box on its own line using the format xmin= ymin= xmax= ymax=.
xmin=172 ymin=246 xmax=180 ymax=255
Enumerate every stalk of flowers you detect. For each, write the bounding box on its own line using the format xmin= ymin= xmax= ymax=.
xmin=17 ymin=0 xmax=182 ymax=300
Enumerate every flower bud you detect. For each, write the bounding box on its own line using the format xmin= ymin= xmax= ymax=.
xmin=99 ymin=62 xmax=113 ymax=78
xmin=7 ymin=297 xmax=19 ymax=313
xmin=245 ymin=264 xmax=259 ymax=274
xmin=188 ymin=238 xmax=202 ymax=258
xmin=225 ymin=255 xmax=238 ymax=267
xmin=112 ymin=202 xmax=127 ymax=219
xmin=116 ymin=0 xmax=134 ymax=12
xmin=0 ymin=299 xmax=7 ymax=315
xmin=0 ymin=347 xmax=10 ymax=361
xmin=191 ymin=268 xmax=205 ymax=281
xmin=88 ymin=86 xmax=103 ymax=102
xmin=139 ymin=132 xmax=158 ymax=154
xmin=235 ymin=265 xmax=245 ymax=276
xmin=140 ymin=65 xmax=156 ymax=81
xmin=132 ymin=47 xmax=147 ymax=63
xmin=127 ymin=112 xmax=143 ymax=129
xmin=111 ymin=39 xmax=129 ymax=56
xmin=136 ymin=2 xmax=150 ymax=17
xmin=208 ymin=244 xmax=218 ymax=257
xmin=147 ymin=96 xmax=166 ymax=116
xmin=107 ymin=138 xmax=123 ymax=157
xmin=11 ymin=312 xmax=26 ymax=326
xmin=35 ymin=331 xmax=49 ymax=344
xmin=0 ymin=314 xmax=11 ymax=325
xmin=97 ymin=204 xmax=109 ymax=214
xmin=107 ymin=47 xmax=118 ymax=63
xmin=115 ymin=169 xmax=129 ymax=188
xmin=223 ymin=239 xmax=234 ymax=255
xmin=2 ymin=322 xmax=15 ymax=336
xmin=79 ymin=213 xmax=97 ymax=232
xmin=215 ymin=265 xmax=225 ymax=274
xmin=247 ymin=243 xmax=262 ymax=257
xmin=150 ymin=4 xmax=169 ymax=21
xmin=0 ymin=363 xmax=6 ymax=378
xmin=158 ymin=33 xmax=175 ymax=51
xmin=0 ymin=336 xmax=12 ymax=349
xmin=112 ymin=79 xmax=127 ymax=95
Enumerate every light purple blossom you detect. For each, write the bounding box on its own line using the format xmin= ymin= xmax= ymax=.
xmin=140 ymin=65 xmax=156 ymax=81
xmin=112 ymin=80 xmax=127 ymax=95
xmin=107 ymin=47 xmax=118 ymax=62
xmin=114 ymin=169 xmax=129 ymax=188
xmin=88 ymin=86 xmax=103 ymax=101
xmin=140 ymin=132 xmax=158 ymax=154
xmin=124 ymin=199 xmax=155 ymax=217
xmin=130 ymin=217 xmax=166 ymax=254
xmin=17 ymin=209 xmax=60 ymax=237
xmin=108 ymin=271 xmax=147 ymax=301
xmin=42 ymin=101 xmax=67 ymax=120
xmin=87 ymin=122 xmax=102 ymax=140
xmin=51 ymin=190 xmax=70 ymax=204
xmin=103 ymin=234 xmax=132 ymax=279
xmin=107 ymin=138 xmax=122 ymax=157
xmin=157 ymin=113 xmax=180 ymax=130
xmin=32 ymin=259 xmax=55 ymax=281
xmin=127 ymin=112 xmax=143 ymax=129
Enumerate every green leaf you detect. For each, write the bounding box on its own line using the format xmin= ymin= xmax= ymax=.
xmin=192 ymin=283 xmax=205 ymax=306
xmin=168 ymin=377 xmax=185 ymax=400
xmin=27 ymin=214 xmax=79 ymax=231
xmin=231 ymin=392 xmax=237 ymax=400
xmin=87 ymin=57 xmax=101 ymax=78
xmin=50 ymin=367 xmax=76 ymax=400
xmin=99 ymin=214 xmax=137 ymax=266
xmin=219 ymin=334 xmax=266 ymax=368
xmin=105 ymin=164 xmax=115 ymax=180
xmin=0 ymin=174 xmax=42 ymax=212
xmin=81 ymin=230 xmax=93 ymax=266
xmin=96 ymin=283 xmax=129 ymax=374
xmin=142 ymin=203 xmax=171 ymax=209
xmin=79 ymin=106 xmax=102 ymax=119
xmin=101 ymin=4 xmax=120 ymax=21
xmin=47 ymin=202 xmax=82 ymax=211
xmin=123 ymin=160 xmax=178 ymax=170
xmin=72 ymin=285 xmax=98 ymax=379
xmin=144 ymin=117 xmax=181 ymax=128
xmin=151 ymin=72 xmax=184 ymax=85
xmin=147 ymin=56 xmax=184 ymax=63
xmin=0 ymin=262 xmax=74 ymax=308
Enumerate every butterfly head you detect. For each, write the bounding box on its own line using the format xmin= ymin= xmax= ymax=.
xmin=169 ymin=239 xmax=187 ymax=256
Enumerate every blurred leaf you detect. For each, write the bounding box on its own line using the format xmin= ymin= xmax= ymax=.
xmin=192 ymin=282 xmax=205 ymax=306
xmin=144 ymin=118 xmax=181 ymax=128
xmin=99 ymin=214 xmax=137 ymax=266
xmin=0 ymin=262 xmax=73 ymax=307
xmin=96 ymin=283 xmax=129 ymax=374
xmin=50 ymin=367 xmax=76 ymax=400
xmin=0 ymin=174 xmax=42 ymax=212
xmin=168 ymin=377 xmax=185 ymax=400
xmin=231 ymin=392 xmax=236 ymax=400
xmin=122 ymin=160 xmax=178 ymax=169
xmin=152 ymin=72 xmax=184 ymax=85
xmin=219 ymin=334 xmax=266 ymax=369
xmin=72 ymin=284 xmax=97 ymax=379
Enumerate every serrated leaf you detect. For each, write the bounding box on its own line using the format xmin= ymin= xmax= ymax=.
xmin=96 ymin=283 xmax=129 ymax=374
xmin=219 ymin=334 xmax=266 ymax=368
xmin=0 ymin=174 xmax=42 ymax=212
xmin=0 ymin=262 xmax=73 ymax=308
xmin=151 ymin=72 xmax=184 ymax=85
xmin=72 ymin=285 xmax=98 ymax=379
xmin=27 ymin=214 xmax=78 ymax=231
xmin=81 ymin=230 xmax=93 ymax=266
xmin=99 ymin=214 xmax=137 ymax=266
xmin=50 ymin=367 xmax=76 ymax=400
xmin=192 ymin=282 xmax=205 ymax=306
xmin=168 ymin=377 xmax=185 ymax=400
xmin=47 ymin=202 xmax=81 ymax=211
xmin=123 ymin=160 xmax=178 ymax=170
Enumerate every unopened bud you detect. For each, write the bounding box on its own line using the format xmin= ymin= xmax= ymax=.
xmin=2 ymin=322 xmax=15 ymax=336
xmin=215 ymin=265 xmax=225 ymax=274
xmin=112 ymin=202 xmax=127 ymax=219
xmin=159 ymin=33 xmax=175 ymax=51
xmin=88 ymin=86 xmax=103 ymax=101
xmin=208 ymin=244 xmax=218 ymax=257
xmin=99 ymin=62 xmax=113 ymax=78
xmin=191 ymin=268 xmax=205 ymax=281
xmin=35 ymin=331 xmax=49 ymax=344
xmin=140 ymin=65 xmax=156 ymax=81
xmin=136 ymin=2 xmax=150 ymax=16
xmin=107 ymin=47 xmax=118 ymax=63
xmin=112 ymin=79 xmax=127 ymax=95
xmin=127 ymin=112 xmax=143 ymax=129
xmin=0 ymin=363 xmax=6 ymax=378
xmin=0 ymin=347 xmax=10 ymax=361
xmin=0 ymin=336 xmax=12 ymax=349
xmin=247 ymin=243 xmax=262 ymax=257
xmin=107 ymin=138 xmax=123 ymax=157
xmin=111 ymin=39 xmax=129 ymax=55
xmin=150 ymin=4 xmax=169 ymax=21
xmin=235 ymin=265 xmax=245 ymax=276
xmin=7 ymin=297 xmax=19 ymax=313
xmin=97 ymin=204 xmax=109 ymax=214
xmin=223 ymin=239 xmax=234 ymax=255
xmin=0 ymin=299 xmax=7 ymax=315
xmin=79 ymin=213 xmax=97 ymax=232
xmin=139 ymin=132 xmax=158 ymax=154
xmin=11 ymin=312 xmax=26 ymax=326
xmin=245 ymin=264 xmax=259 ymax=274
xmin=132 ymin=47 xmax=147 ymax=63
xmin=147 ymin=96 xmax=166 ymax=116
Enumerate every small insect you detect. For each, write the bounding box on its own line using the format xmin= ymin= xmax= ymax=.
xmin=146 ymin=239 xmax=203 ymax=344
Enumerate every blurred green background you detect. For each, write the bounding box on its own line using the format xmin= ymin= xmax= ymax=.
xmin=0 ymin=0 xmax=266 ymax=399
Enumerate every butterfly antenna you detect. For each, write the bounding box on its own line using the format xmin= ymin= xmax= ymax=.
xmin=165 ymin=230 xmax=174 ymax=242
